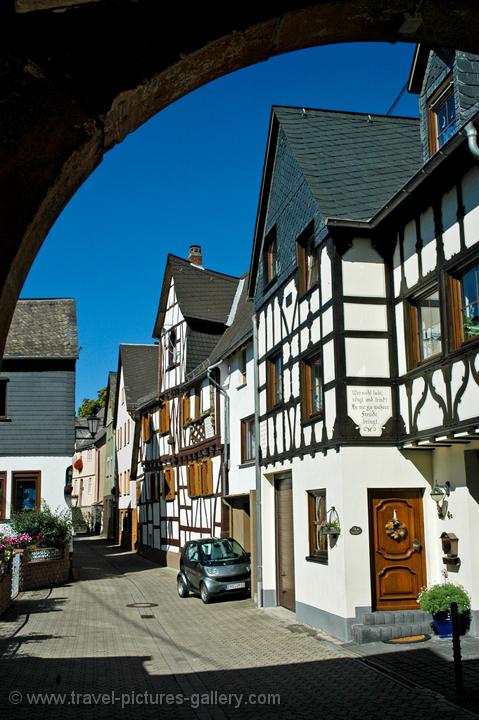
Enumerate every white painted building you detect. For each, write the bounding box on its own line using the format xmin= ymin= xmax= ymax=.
xmin=114 ymin=344 xmax=158 ymax=549
xmin=247 ymin=47 xmax=479 ymax=641
xmin=0 ymin=299 xmax=77 ymax=533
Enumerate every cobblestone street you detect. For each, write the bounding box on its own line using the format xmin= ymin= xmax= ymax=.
xmin=0 ymin=537 xmax=477 ymax=720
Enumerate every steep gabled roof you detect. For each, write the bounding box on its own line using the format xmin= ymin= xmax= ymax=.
xmin=207 ymin=275 xmax=253 ymax=365
xmin=117 ymin=344 xmax=158 ymax=415
xmin=4 ymin=298 xmax=78 ymax=359
xmin=153 ymin=254 xmax=239 ymax=338
xmin=185 ymin=274 xmax=253 ymax=382
xmin=104 ymin=371 xmax=117 ymax=426
xmin=248 ymin=106 xmax=421 ymax=296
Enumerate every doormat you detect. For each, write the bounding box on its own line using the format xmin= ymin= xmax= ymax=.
xmin=383 ymin=634 xmax=430 ymax=644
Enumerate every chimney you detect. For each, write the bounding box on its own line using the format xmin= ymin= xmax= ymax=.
xmin=188 ymin=245 xmax=203 ymax=267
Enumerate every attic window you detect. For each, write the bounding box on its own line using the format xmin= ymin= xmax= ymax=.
xmin=0 ymin=379 xmax=8 ymax=419
xmin=428 ymin=76 xmax=457 ymax=155
xmin=297 ymin=224 xmax=318 ymax=295
xmin=168 ymin=329 xmax=177 ymax=368
xmin=264 ymin=227 xmax=279 ymax=286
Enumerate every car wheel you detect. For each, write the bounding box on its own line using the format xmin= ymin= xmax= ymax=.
xmin=200 ymin=582 xmax=211 ymax=604
xmin=177 ymin=576 xmax=189 ymax=598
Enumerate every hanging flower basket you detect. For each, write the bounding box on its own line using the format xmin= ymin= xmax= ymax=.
xmin=320 ymin=506 xmax=341 ymax=536
xmin=74 ymin=458 xmax=83 ymax=472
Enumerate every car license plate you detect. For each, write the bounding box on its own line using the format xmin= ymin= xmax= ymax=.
xmin=225 ymin=582 xmax=246 ymax=590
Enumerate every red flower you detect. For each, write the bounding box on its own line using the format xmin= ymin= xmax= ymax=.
xmin=35 ymin=534 xmax=40 ymax=539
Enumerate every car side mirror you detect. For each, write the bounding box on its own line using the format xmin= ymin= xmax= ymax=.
xmin=246 ymin=552 xmax=251 ymax=559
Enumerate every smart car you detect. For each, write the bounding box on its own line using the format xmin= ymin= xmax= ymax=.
xmin=177 ymin=537 xmax=251 ymax=603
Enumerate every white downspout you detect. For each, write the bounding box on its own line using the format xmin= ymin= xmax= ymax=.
xmin=465 ymin=121 xmax=479 ymax=160
xmin=253 ymin=316 xmax=263 ymax=607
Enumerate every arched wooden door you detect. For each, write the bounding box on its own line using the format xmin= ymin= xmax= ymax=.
xmin=369 ymin=489 xmax=427 ymax=611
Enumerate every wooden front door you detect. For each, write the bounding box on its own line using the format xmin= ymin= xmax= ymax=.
xmin=275 ymin=475 xmax=295 ymax=611
xmin=369 ymin=489 xmax=427 ymax=611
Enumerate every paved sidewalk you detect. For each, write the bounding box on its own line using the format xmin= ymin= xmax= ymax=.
xmin=0 ymin=537 xmax=477 ymax=720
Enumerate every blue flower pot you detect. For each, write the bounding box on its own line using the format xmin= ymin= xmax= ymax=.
xmin=433 ymin=611 xmax=452 ymax=638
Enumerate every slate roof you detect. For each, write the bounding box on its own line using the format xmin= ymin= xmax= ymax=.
xmin=153 ymin=255 xmax=239 ymax=338
xmin=120 ymin=344 xmax=158 ymax=413
xmin=273 ymin=106 xmax=422 ymax=223
xmin=185 ymin=327 xmax=225 ymax=376
xmin=208 ymin=275 xmax=253 ymax=365
xmin=186 ymin=274 xmax=253 ymax=381
xmin=4 ymin=298 xmax=78 ymax=359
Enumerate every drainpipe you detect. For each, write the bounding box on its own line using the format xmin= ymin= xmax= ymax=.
xmin=207 ymin=360 xmax=229 ymax=500
xmin=465 ymin=121 xmax=479 ymax=160
xmin=253 ymin=316 xmax=263 ymax=608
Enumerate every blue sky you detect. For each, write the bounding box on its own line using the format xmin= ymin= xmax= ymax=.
xmin=21 ymin=42 xmax=419 ymax=409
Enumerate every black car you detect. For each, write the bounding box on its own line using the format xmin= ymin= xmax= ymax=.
xmin=177 ymin=537 xmax=251 ymax=603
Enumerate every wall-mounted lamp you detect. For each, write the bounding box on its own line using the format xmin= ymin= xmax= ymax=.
xmin=430 ymin=481 xmax=451 ymax=518
xmin=87 ymin=415 xmax=100 ymax=437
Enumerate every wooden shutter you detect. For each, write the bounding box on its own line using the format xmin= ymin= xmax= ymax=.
xmin=406 ymin=302 xmax=420 ymax=369
xmin=181 ymin=393 xmax=190 ymax=426
xmin=163 ymin=468 xmax=175 ymax=501
xmin=142 ymin=413 xmax=152 ymax=443
xmin=159 ymin=401 xmax=170 ymax=434
xmin=194 ymin=387 xmax=201 ymax=419
xmin=187 ymin=463 xmax=200 ymax=498
xmin=201 ymin=458 xmax=213 ymax=496
xmin=448 ymin=274 xmax=463 ymax=349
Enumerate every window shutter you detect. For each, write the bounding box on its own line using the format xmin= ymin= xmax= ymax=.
xmin=448 ymin=274 xmax=463 ymax=349
xmin=163 ymin=468 xmax=175 ymax=501
xmin=201 ymin=458 xmax=213 ymax=496
xmin=194 ymin=387 xmax=201 ymax=419
xmin=142 ymin=414 xmax=152 ymax=443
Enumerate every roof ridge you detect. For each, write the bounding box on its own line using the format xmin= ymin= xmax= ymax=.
xmin=167 ymin=253 xmax=239 ymax=282
xmin=272 ymin=105 xmax=419 ymax=122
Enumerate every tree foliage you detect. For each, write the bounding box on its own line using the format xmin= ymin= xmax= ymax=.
xmin=78 ymin=386 xmax=107 ymax=417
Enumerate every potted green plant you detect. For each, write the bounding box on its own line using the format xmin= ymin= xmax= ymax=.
xmin=9 ymin=502 xmax=72 ymax=561
xmin=320 ymin=519 xmax=341 ymax=536
xmin=417 ymin=583 xmax=471 ymax=638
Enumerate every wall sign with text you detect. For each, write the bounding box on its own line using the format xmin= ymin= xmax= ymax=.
xmin=346 ymin=386 xmax=392 ymax=437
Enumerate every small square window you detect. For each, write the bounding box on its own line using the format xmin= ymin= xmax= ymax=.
xmin=0 ymin=379 xmax=8 ymax=419
xmin=241 ymin=415 xmax=256 ymax=463
xmin=301 ymin=354 xmax=323 ymax=420
xmin=264 ymin=228 xmax=279 ymax=285
xmin=12 ymin=472 xmax=41 ymax=513
xmin=428 ymin=77 xmax=457 ymax=155
xmin=449 ymin=262 xmax=479 ymax=347
xmin=307 ymin=490 xmax=328 ymax=563
xmin=407 ymin=287 xmax=442 ymax=367
xmin=266 ymin=353 xmax=283 ymax=410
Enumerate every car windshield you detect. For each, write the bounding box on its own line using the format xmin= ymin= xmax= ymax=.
xmin=199 ymin=539 xmax=247 ymax=565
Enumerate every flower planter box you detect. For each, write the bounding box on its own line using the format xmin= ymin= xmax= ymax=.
xmin=29 ymin=548 xmax=63 ymax=562
xmin=321 ymin=528 xmax=340 ymax=536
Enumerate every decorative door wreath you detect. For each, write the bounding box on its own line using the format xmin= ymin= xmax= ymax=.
xmin=385 ymin=509 xmax=408 ymax=541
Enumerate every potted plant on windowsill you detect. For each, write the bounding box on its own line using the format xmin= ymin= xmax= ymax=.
xmin=417 ymin=583 xmax=471 ymax=638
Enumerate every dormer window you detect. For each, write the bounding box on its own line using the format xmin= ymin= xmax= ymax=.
xmin=428 ymin=76 xmax=457 ymax=155
xmin=264 ymin=227 xmax=279 ymax=286
xmin=168 ymin=329 xmax=177 ymax=368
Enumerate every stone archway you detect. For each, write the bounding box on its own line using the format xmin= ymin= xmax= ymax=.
xmin=1 ymin=0 xmax=479 ymax=354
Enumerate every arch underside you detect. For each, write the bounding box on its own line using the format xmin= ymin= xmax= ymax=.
xmin=1 ymin=0 xmax=479 ymax=354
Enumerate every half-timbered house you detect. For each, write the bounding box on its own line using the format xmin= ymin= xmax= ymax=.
xmin=137 ymin=249 xmax=256 ymax=568
xmin=114 ymin=343 xmax=158 ymax=549
xmin=248 ymin=47 xmax=479 ymax=641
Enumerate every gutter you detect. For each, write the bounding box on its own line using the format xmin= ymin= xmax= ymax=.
xmin=465 ymin=121 xmax=479 ymax=160
xmin=253 ymin=316 xmax=263 ymax=607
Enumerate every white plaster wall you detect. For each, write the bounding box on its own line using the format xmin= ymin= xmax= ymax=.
xmin=403 ymin=219 xmax=419 ymax=289
xmin=419 ymin=206 xmax=437 ymax=278
xmin=442 ymin=186 xmax=461 ymax=260
xmin=320 ymin=248 xmax=332 ymax=305
xmin=395 ymin=302 xmax=407 ymax=376
xmin=226 ymin=343 xmax=256 ymax=497
xmin=462 ymin=165 xmax=479 ymax=248
xmin=343 ymin=303 xmax=387 ymax=332
xmin=116 ymin=366 xmax=133 ymax=511
xmin=345 ymin=338 xmax=390 ymax=378
xmin=341 ymin=238 xmax=386 ymax=298
xmin=1 ymin=456 xmax=71 ymax=521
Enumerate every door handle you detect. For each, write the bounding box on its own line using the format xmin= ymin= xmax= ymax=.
xmin=411 ymin=539 xmax=422 ymax=552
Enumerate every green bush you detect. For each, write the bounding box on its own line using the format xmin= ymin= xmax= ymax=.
xmin=10 ymin=502 xmax=72 ymax=549
xmin=71 ymin=507 xmax=88 ymax=531
xmin=417 ymin=583 xmax=471 ymax=615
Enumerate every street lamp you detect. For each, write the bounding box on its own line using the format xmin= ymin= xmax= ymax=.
xmin=430 ymin=482 xmax=451 ymax=518
xmin=87 ymin=415 xmax=100 ymax=437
